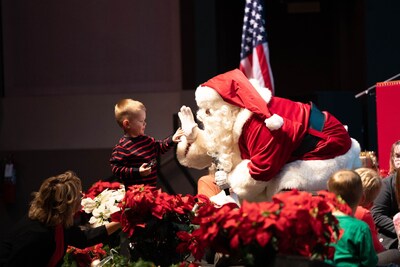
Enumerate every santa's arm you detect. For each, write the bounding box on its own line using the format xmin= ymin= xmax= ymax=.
xmin=228 ymin=119 xmax=295 ymax=201
xmin=176 ymin=132 xmax=213 ymax=169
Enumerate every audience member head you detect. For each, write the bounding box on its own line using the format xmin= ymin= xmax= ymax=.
xmin=389 ymin=140 xmax=400 ymax=175
xmin=28 ymin=171 xmax=82 ymax=228
xmin=114 ymin=99 xmax=146 ymax=134
xmin=355 ymin=167 xmax=382 ymax=209
xmin=327 ymin=169 xmax=363 ymax=214
xmin=359 ymin=151 xmax=379 ymax=172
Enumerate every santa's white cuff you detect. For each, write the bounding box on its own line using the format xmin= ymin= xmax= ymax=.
xmin=228 ymin=160 xmax=269 ymax=202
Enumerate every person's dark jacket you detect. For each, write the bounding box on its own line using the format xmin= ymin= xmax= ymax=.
xmin=0 ymin=215 xmax=108 ymax=267
xmin=371 ymin=174 xmax=399 ymax=249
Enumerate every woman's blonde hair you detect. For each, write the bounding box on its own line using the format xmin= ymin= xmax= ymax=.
xmin=389 ymin=140 xmax=400 ymax=174
xmin=355 ymin=167 xmax=382 ymax=205
xmin=114 ymin=98 xmax=146 ymax=128
xmin=28 ymin=171 xmax=82 ymax=228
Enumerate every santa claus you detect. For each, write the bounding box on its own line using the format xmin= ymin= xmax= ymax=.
xmin=177 ymin=69 xmax=361 ymax=202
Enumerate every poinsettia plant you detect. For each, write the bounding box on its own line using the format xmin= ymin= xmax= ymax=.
xmin=113 ymin=184 xmax=204 ymax=267
xmin=63 ymin=181 xmax=125 ymax=267
xmin=84 ymin=180 xmax=123 ymax=199
xmin=81 ymin=181 xmax=125 ymax=227
xmin=63 ymin=243 xmax=107 ymax=267
xmin=177 ymin=189 xmax=351 ymax=266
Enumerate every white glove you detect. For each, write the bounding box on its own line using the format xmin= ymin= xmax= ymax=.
xmin=178 ymin=105 xmax=198 ymax=141
xmin=215 ymin=170 xmax=230 ymax=190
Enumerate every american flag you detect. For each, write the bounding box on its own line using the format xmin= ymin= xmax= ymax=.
xmin=239 ymin=0 xmax=274 ymax=94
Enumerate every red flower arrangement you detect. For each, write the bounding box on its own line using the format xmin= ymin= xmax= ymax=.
xmin=177 ymin=189 xmax=350 ymax=266
xmin=114 ymin=184 xmax=201 ymax=267
xmin=84 ymin=180 xmax=123 ymax=199
xmin=63 ymin=244 xmax=107 ymax=267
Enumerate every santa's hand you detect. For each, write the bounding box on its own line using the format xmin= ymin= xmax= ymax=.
xmin=178 ymin=106 xmax=198 ymax=140
xmin=215 ymin=170 xmax=230 ymax=190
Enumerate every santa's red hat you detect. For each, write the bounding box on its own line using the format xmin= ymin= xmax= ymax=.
xmin=196 ymin=69 xmax=283 ymax=130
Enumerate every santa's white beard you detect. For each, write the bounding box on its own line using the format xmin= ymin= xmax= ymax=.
xmin=197 ymin=104 xmax=239 ymax=172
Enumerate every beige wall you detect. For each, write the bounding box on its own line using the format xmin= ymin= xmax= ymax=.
xmin=0 ymin=0 xmax=205 ymax=239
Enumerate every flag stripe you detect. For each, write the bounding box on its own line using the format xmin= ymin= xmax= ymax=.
xmin=239 ymin=0 xmax=274 ymax=94
xmin=255 ymin=43 xmax=274 ymax=90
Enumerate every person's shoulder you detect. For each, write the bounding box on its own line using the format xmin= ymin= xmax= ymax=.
xmin=354 ymin=206 xmax=368 ymax=220
xmin=384 ymin=173 xmax=395 ymax=181
xmin=381 ymin=173 xmax=395 ymax=187
xmin=346 ymin=215 xmax=371 ymax=231
xmin=337 ymin=214 xmax=369 ymax=227
xmin=113 ymin=136 xmax=129 ymax=146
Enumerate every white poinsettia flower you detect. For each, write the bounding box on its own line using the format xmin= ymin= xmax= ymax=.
xmin=109 ymin=204 xmax=120 ymax=214
xmin=110 ymin=189 xmax=125 ymax=203
xmin=89 ymin=215 xmax=105 ymax=227
xmin=83 ymin=186 xmax=125 ymax=227
xmin=81 ymin=197 xmax=97 ymax=213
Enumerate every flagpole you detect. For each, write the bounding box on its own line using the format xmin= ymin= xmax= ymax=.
xmin=355 ymin=72 xmax=400 ymax=98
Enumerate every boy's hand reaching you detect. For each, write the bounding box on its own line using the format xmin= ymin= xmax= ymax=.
xmin=173 ymin=128 xmax=185 ymax=143
xmin=178 ymin=106 xmax=198 ymax=141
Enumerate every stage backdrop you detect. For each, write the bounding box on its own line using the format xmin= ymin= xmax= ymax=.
xmin=376 ymin=80 xmax=400 ymax=173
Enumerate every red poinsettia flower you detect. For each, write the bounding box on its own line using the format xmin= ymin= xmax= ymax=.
xmin=113 ymin=184 xmax=198 ymax=266
xmin=84 ymin=180 xmax=123 ymax=199
xmin=178 ymin=189 xmax=343 ymax=263
xmin=65 ymin=244 xmax=107 ymax=267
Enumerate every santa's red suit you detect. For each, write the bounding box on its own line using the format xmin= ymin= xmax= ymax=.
xmin=177 ymin=69 xmax=361 ymax=202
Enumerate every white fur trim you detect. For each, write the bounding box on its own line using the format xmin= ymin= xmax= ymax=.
xmin=264 ymin=114 xmax=284 ymax=130
xmin=249 ymin=78 xmax=272 ymax=104
xmin=228 ymin=160 xmax=270 ymax=202
xmin=176 ymin=133 xmax=213 ymax=170
xmin=195 ymin=86 xmax=222 ymax=108
xmin=233 ymin=109 xmax=252 ymax=142
xmin=210 ymin=191 xmax=241 ymax=207
xmin=227 ymin=138 xmax=361 ymax=202
xmin=264 ymin=138 xmax=362 ymax=200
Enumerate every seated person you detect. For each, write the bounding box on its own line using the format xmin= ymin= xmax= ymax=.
xmin=197 ymin=173 xmax=220 ymax=198
xmin=326 ymin=169 xmax=378 ymax=267
xmin=354 ymin=167 xmax=385 ymax=253
xmin=371 ymin=140 xmax=400 ymax=250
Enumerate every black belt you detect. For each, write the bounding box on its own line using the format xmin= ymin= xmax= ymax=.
xmin=292 ymin=103 xmax=326 ymax=157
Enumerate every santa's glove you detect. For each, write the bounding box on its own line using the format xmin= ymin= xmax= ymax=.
xmin=178 ymin=105 xmax=198 ymax=141
xmin=215 ymin=170 xmax=230 ymax=195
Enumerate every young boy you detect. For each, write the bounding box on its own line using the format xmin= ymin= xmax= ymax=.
xmin=326 ymin=169 xmax=378 ymax=267
xmin=354 ymin=167 xmax=385 ymax=253
xmin=110 ymin=98 xmax=184 ymax=187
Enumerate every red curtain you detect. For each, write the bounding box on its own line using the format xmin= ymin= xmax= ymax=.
xmin=376 ymin=81 xmax=400 ymax=173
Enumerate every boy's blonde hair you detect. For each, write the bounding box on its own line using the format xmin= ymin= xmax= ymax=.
xmin=355 ymin=167 xmax=382 ymax=205
xmin=327 ymin=169 xmax=363 ymax=209
xmin=114 ymin=99 xmax=146 ymax=128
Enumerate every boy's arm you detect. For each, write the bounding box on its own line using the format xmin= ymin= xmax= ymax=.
xmin=110 ymin=148 xmax=142 ymax=181
xmin=155 ymin=136 xmax=175 ymax=154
